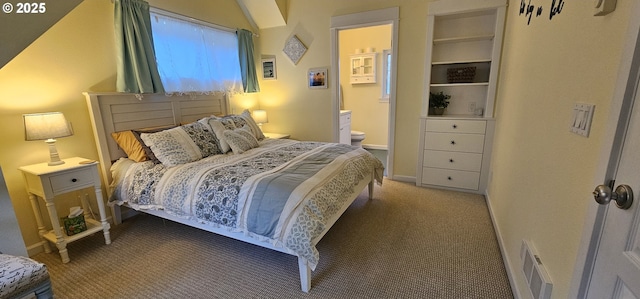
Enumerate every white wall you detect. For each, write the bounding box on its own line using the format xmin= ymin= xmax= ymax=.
xmin=488 ymin=1 xmax=633 ymax=297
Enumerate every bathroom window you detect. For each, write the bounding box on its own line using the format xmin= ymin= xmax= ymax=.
xmin=380 ymin=49 xmax=392 ymax=102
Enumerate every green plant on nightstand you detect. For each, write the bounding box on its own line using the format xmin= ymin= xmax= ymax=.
xmin=429 ymin=91 xmax=451 ymax=115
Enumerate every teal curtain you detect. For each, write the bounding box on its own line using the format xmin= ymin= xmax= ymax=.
xmin=237 ymin=29 xmax=260 ymax=93
xmin=114 ymin=0 xmax=164 ymax=93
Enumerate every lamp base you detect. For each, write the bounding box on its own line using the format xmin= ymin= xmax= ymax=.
xmin=45 ymin=139 xmax=65 ymax=166
xmin=48 ymin=160 xmax=65 ymax=166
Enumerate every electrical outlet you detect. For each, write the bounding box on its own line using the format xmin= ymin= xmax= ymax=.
xmin=468 ymin=102 xmax=476 ymax=113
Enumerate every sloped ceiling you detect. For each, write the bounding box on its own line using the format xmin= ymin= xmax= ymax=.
xmin=236 ymin=0 xmax=286 ymax=29
xmin=0 ymin=0 xmax=83 ymax=69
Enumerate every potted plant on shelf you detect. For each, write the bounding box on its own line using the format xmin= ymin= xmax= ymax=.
xmin=429 ymin=91 xmax=451 ymax=115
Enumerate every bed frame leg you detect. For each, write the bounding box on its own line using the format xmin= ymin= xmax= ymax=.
xmin=298 ymin=257 xmax=311 ymax=293
xmin=111 ymin=205 xmax=122 ymax=225
xmin=368 ymin=179 xmax=374 ymax=200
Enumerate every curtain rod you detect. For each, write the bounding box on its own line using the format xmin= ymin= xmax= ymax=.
xmin=151 ymin=7 xmax=259 ymax=37
xmin=110 ymin=1 xmax=258 ymax=37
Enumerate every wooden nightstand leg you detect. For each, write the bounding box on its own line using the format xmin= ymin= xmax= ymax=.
xmin=94 ymin=186 xmax=111 ymax=245
xmin=44 ymin=198 xmax=69 ymax=263
xmin=28 ymin=194 xmax=51 ymax=253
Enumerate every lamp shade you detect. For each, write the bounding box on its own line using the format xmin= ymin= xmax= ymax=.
xmin=253 ymin=110 xmax=268 ymax=124
xmin=24 ymin=112 xmax=73 ymax=141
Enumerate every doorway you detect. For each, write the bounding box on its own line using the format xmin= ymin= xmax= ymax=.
xmin=570 ymin=1 xmax=640 ymax=297
xmin=330 ymin=7 xmax=399 ymax=178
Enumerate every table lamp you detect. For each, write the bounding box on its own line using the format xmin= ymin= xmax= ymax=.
xmin=23 ymin=112 xmax=73 ymax=166
xmin=252 ymin=110 xmax=268 ymax=130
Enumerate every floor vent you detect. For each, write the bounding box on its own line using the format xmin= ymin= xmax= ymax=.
xmin=520 ymin=240 xmax=553 ymax=299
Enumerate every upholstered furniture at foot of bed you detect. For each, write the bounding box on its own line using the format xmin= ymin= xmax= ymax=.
xmin=0 ymin=254 xmax=53 ymax=299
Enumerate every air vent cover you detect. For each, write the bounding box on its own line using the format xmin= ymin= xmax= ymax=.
xmin=520 ymin=240 xmax=553 ymax=299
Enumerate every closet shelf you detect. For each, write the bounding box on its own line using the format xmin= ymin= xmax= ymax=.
xmin=432 ymin=59 xmax=492 ymax=65
xmin=431 ymin=82 xmax=489 ymax=87
xmin=433 ymin=34 xmax=494 ymax=44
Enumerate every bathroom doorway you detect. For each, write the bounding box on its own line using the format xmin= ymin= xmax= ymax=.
xmin=330 ymin=8 xmax=398 ymax=178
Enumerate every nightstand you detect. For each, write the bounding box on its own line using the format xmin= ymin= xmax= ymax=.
xmin=19 ymin=157 xmax=111 ymax=263
xmin=263 ymin=132 xmax=290 ymax=139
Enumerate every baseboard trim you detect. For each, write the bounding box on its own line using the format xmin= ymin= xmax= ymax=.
xmin=484 ymin=190 xmax=523 ymax=299
xmin=362 ymin=144 xmax=388 ymax=150
xmin=389 ymin=175 xmax=415 ymax=183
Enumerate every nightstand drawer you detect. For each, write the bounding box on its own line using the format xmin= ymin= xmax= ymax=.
xmin=423 ymin=150 xmax=482 ymax=172
xmin=49 ymin=168 xmax=94 ymax=194
xmin=424 ymin=132 xmax=485 ymax=153
xmin=421 ymin=168 xmax=480 ymax=190
xmin=426 ymin=119 xmax=486 ymax=134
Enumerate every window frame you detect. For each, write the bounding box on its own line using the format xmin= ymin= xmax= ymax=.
xmin=380 ymin=49 xmax=392 ymax=103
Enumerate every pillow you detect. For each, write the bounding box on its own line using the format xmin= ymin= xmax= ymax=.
xmin=140 ymin=122 xmax=221 ymax=167
xmin=132 ymin=126 xmax=176 ymax=164
xmin=207 ymin=119 xmax=232 ymax=153
xmin=223 ymin=126 xmax=259 ymax=154
xmin=239 ymin=109 xmax=266 ymax=140
xmin=111 ymin=131 xmax=148 ymax=162
xmin=220 ymin=109 xmax=264 ymax=140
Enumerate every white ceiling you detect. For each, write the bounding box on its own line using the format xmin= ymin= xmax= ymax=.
xmin=236 ymin=0 xmax=286 ymax=29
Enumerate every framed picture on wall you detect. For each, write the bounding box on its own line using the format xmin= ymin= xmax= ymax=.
xmin=308 ymin=68 xmax=328 ymax=89
xmin=261 ymin=57 xmax=277 ymax=80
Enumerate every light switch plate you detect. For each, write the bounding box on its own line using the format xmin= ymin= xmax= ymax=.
xmin=570 ymin=103 xmax=595 ymax=137
xmin=594 ymin=0 xmax=617 ymax=16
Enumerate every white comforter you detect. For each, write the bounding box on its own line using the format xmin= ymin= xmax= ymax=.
xmin=110 ymin=139 xmax=384 ymax=268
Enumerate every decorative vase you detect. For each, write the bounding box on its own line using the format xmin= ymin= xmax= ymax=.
xmin=432 ymin=107 xmax=445 ymax=115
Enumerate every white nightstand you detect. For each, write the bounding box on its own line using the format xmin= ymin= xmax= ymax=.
xmin=19 ymin=157 xmax=111 ymax=263
xmin=263 ymin=132 xmax=290 ymax=139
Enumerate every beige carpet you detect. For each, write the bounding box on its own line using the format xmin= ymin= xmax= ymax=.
xmin=33 ymin=179 xmax=513 ymax=299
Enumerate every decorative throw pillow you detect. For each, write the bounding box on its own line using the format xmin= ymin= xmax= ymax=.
xmin=239 ymin=109 xmax=266 ymax=140
xmin=206 ymin=119 xmax=232 ymax=153
xmin=223 ymin=126 xmax=259 ymax=154
xmin=140 ymin=122 xmax=221 ymax=167
xmin=132 ymin=126 xmax=176 ymax=164
xmin=111 ymin=131 xmax=148 ymax=162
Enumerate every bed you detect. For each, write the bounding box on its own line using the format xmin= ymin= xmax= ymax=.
xmin=83 ymin=92 xmax=384 ymax=292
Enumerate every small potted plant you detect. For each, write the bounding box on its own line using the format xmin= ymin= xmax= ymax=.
xmin=429 ymin=91 xmax=451 ymax=115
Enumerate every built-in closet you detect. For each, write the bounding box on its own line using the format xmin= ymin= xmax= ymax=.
xmin=416 ymin=0 xmax=506 ymax=194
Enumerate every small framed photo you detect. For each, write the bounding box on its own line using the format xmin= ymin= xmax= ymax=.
xmin=261 ymin=57 xmax=276 ymax=80
xmin=308 ymin=68 xmax=328 ymax=89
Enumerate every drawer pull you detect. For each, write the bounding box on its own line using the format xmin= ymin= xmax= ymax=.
xmin=71 ymin=178 xmax=77 ymax=182
xmin=447 ymin=176 xmax=452 ymax=180
xmin=452 ymin=124 xmax=457 ymax=129
xmin=450 ymin=140 xmax=456 ymax=145
xmin=449 ymin=159 xmax=454 ymax=163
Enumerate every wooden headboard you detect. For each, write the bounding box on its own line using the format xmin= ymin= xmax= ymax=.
xmin=84 ymin=92 xmax=229 ymax=186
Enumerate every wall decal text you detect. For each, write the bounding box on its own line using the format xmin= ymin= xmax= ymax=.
xmin=519 ymin=0 xmax=564 ymax=25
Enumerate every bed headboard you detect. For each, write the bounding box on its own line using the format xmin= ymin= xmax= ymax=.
xmin=84 ymin=92 xmax=229 ymax=185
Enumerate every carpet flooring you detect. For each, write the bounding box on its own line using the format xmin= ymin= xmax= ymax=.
xmin=33 ymin=179 xmax=513 ymax=299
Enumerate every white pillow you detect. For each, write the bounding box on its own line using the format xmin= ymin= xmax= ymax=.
xmin=223 ymin=126 xmax=259 ymax=154
xmin=207 ymin=119 xmax=232 ymax=153
xmin=141 ymin=122 xmax=221 ymax=167
xmin=240 ymin=109 xmax=265 ymax=140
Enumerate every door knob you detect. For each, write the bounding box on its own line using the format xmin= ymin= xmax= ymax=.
xmin=593 ymin=184 xmax=633 ymax=210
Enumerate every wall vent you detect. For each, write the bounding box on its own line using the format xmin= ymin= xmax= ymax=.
xmin=520 ymin=240 xmax=553 ymax=299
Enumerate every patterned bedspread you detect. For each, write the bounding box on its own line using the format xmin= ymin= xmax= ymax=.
xmin=110 ymin=139 xmax=384 ymax=269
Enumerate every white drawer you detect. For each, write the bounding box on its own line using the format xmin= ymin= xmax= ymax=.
xmin=423 ymin=150 xmax=482 ymax=172
xmin=426 ymin=119 xmax=486 ymax=134
xmin=421 ymin=168 xmax=480 ymax=190
xmin=425 ymin=132 xmax=485 ymax=153
xmin=49 ymin=168 xmax=94 ymax=194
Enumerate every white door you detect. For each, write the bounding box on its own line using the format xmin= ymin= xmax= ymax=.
xmin=586 ymin=55 xmax=640 ymax=298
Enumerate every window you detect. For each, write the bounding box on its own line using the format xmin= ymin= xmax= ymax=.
xmin=150 ymin=9 xmax=243 ymax=94
xmin=380 ymin=49 xmax=392 ymax=102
